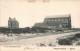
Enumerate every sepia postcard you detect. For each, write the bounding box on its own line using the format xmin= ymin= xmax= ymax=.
xmin=0 ymin=0 xmax=80 ymax=51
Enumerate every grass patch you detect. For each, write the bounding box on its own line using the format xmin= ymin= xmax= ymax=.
xmin=58 ymin=33 xmax=80 ymax=45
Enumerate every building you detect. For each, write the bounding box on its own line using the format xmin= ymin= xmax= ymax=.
xmin=8 ymin=17 xmax=19 ymax=29
xmin=33 ymin=14 xmax=72 ymax=30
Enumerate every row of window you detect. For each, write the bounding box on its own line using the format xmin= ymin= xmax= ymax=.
xmin=44 ymin=19 xmax=69 ymax=23
xmin=9 ymin=26 xmax=19 ymax=28
xmin=8 ymin=24 xmax=19 ymax=26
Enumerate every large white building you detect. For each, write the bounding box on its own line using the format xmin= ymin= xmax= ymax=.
xmin=34 ymin=14 xmax=72 ymax=30
xmin=8 ymin=17 xmax=19 ymax=29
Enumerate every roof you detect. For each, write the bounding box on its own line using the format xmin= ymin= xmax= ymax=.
xmin=9 ymin=17 xmax=17 ymax=21
xmin=45 ymin=14 xmax=71 ymax=18
xmin=33 ymin=23 xmax=59 ymax=27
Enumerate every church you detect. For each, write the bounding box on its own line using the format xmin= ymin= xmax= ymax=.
xmin=33 ymin=14 xmax=72 ymax=30
xmin=8 ymin=17 xmax=19 ymax=29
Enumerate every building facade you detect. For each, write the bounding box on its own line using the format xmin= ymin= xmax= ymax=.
xmin=34 ymin=14 xmax=72 ymax=30
xmin=8 ymin=17 xmax=19 ymax=29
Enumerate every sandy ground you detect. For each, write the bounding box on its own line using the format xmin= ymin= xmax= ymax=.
xmin=0 ymin=31 xmax=80 ymax=46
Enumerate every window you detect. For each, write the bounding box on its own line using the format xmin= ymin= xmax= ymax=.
xmin=65 ymin=19 xmax=68 ymax=21
xmin=61 ymin=19 xmax=63 ymax=21
xmin=52 ymin=19 xmax=55 ymax=22
xmin=58 ymin=19 xmax=60 ymax=22
xmin=55 ymin=19 xmax=57 ymax=22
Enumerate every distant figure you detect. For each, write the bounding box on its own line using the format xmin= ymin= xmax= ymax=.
xmin=59 ymin=23 xmax=62 ymax=30
xmin=8 ymin=17 xmax=19 ymax=29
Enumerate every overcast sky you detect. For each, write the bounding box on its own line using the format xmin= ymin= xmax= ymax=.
xmin=0 ymin=0 xmax=80 ymax=28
